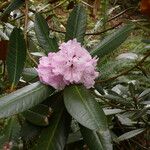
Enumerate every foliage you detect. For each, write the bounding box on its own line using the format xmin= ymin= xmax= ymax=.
xmin=0 ymin=0 xmax=150 ymax=149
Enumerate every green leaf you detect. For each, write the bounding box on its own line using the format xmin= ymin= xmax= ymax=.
xmin=2 ymin=0 xmax=24 ymax=16
xmin=91 ymin=24 xmax=134 ymax=57
xmin=103 ymin=108 xmax=124 ymax=116
xmin=22 ymin=68 xmax=38 ymax=82
xmin=30 ymin=104 xmax=52 ymax=116
xmin=0 ymin=117 xmax=20 ymax=149
xmin=64 ymin=85 xmax=107 ymax=130
xmin=33 ymin=101 xmax=71 ymax=150
xmin=115 ymin=129 xmax=145 ymax=142
xmin=34 ymin=13 xmax=58 ymax=53
xmin=138 ymin=88 xmax=150 ymax=100
xmin=101 ymin=94 xmax=132 ymax=107
xmin=0 ymin=82 xmax=54 ymax=119
xmin=131 ymin=107 xmax=149 ymax=120
xmin=22 ymin=104 xmax=53 ymax=126
xmin=80 ymin=126 xmax=112 ymax=150
xmin=65 ymin=4 xmax=87 ymax=44
xmin=6 ymin=27 xmax=26 ymax=90
xmin=22 ymin=110 xmax=49 ymax=126
xmin=21 ymin=121 xmax=41 ymax=144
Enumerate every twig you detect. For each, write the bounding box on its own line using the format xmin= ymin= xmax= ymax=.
xmin=24 ymin=0 xmax=38 ymax=66
xmin=131 ymin=139 xmax=149 ymax=150
xmin=85 ymin=22 xmax=122 ymax=35
xmin=107 ymin=7 xmax=136 ymax=22
xmin=40 ymin=0 xmax=68 ymax=14
xmin=81 ymin=0 xmax=93 ymax=8
xmin=49 ymin=22 xmax=122 ymax=35
xmin=49 ymin=27 xmax=66 ymax=34
xmin=97 ymin=51 xmax=150 ymax=84
xmin=24 ymin=0 xmax=28 ymax=39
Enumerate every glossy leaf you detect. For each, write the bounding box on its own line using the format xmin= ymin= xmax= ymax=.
xmin=0 ymin=82 xmax=54 ymax=119
xmin=65 ymin=4 xmax=87 ymax=44
xmin=33 ymin=101 xmax=71 ymax=150
xmin=22 ymin=68 xmax=38 ymax=82
xmin=80 ymin=126 xmax=112 ymax=150
xmin=6 ymin=27 xmax=26 ymax=89
xmin=34 ymin=13 xmax=58 ymax=53
xmin=103 ymin=108 xmax=124 ymax=115
xmin=2 ymin=0 xmax=24 ymax=16
xmin=22 ymin=110 xmax=49 ymax=126
xmin=64 ymin=85 xmax=107 ymax=130
xmin=115 ymin=129 xmax=145 ymax=142
xmin=30 ymin=104 xmax=52 ymax=117
xmin=91 ymin=24 xmax=134 ymax=57
xmin=22 ymin=104 xmax=53 ymax=126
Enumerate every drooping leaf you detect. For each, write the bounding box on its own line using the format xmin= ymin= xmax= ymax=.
xmin=0 ymin=82 xmax=54 ymax=119
xmin=2 ymin=0 xmax=24 ymax=16
xmin=34 ymin=13 xmax=58 ymax=53
xmin=22 ymin=104 xmax=53 ymax=126
xmin=91 ymin=24 xmax=134 ymax=57
xmin=115 ymin=129 xmax=145 ymax=142
xmin=80 ymin=126 xmax=112 ymax=150
xmin=6 ymin=27 xmax=26 ymax=90
xmin=22 ymin=68 xmax=38 ymax=82
xmin=138 ymin=88 xmax=150 ymax=100
xmin=65 ymin=4 xmax=87 ymax=44
xmin=30 ymin=104 xmax=53 ymax=117
xmin=33 ymin=100 xmax=71 ymax=150
xmin=67 ymin=131 xmax=82 ymax=144
xmin=64 ymin=85 xmax=107 ymax=130
xmin=22 ymin=110 xmax=49 ymax=126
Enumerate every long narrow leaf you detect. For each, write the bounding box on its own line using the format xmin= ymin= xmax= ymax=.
xmin=34 ymin=13 xmax=58 ymax=53
xmin=91 ymin=24 xmax=134 ymax=57
xmin=0 ymin=82 xmax=54 ymax=119
xmin=80 ymin=126 xmax=112 ymax=150
xmin=6 ymin=27 xmax=26 ymax=89
xmin=33 ymin=101 xmax=71 ymax=150
xmin=115 ymin=129 xmax=145 ymax=142
xmin=2 ymin=0 xmax=24 ymax=16
xmin=64 ymin=85 xmax=107 ymax=130
xmin=65 ymin=4 xmax=87 ymax=44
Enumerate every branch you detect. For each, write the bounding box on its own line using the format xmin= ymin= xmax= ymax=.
xmin=107 ymin=7 xmax=136 ymax=22
xmin=49 ymin=22 xmax=122 ymax=36
xmin=97 ymin=51 xmax=150 ymax=84
xmin=85 ymin=22 xmax=122 ymax=35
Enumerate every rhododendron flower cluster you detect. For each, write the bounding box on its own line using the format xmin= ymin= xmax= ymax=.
xmin=37 ymin=39 xmax=99 ymax=90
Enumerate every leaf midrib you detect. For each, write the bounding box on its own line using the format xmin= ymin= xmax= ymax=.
xmin=0 ymin=84 xmax=48 ymax=113
xmin=12 ymin=31 xmax=19 ymax=86
xmin=91 ymin=25 xmax=131 ymax=56
xmin=46 ymin=108 xmax=64 ymax=150
xmin=75 ymin=86 xmax=99 ymax=129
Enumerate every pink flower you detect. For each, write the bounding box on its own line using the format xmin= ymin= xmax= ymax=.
xmin=37 ymin=39 xmax=99 ymax=90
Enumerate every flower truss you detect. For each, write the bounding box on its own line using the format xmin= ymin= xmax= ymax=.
xmin=37 ymin=39 xmax=99 ymax=90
